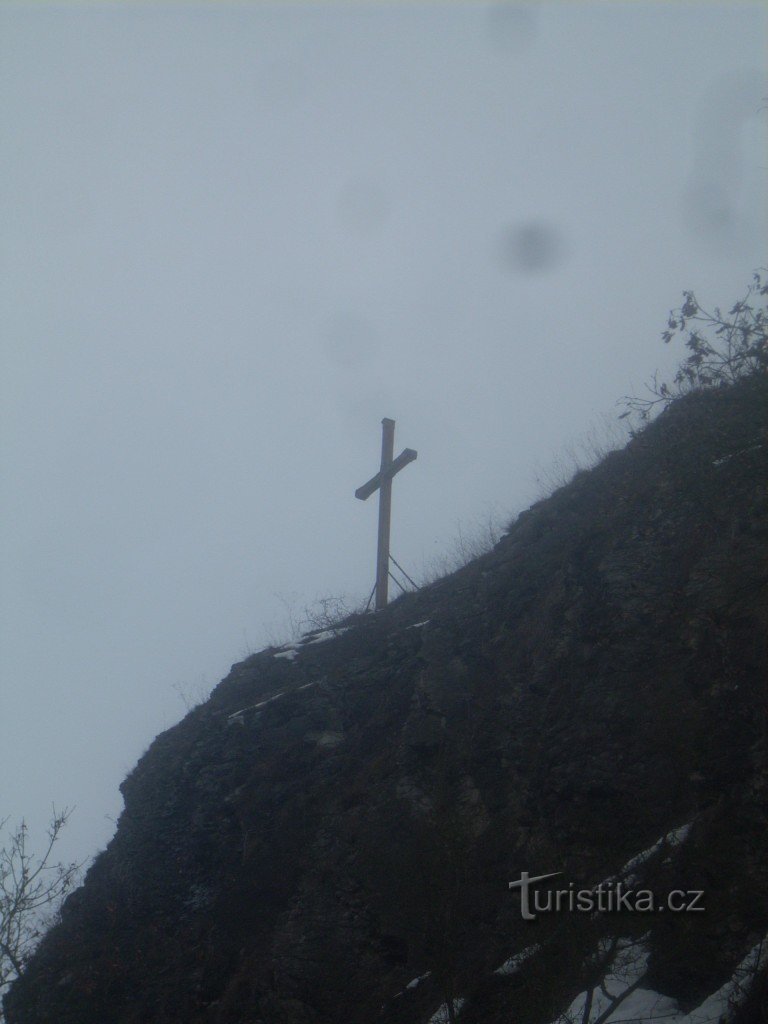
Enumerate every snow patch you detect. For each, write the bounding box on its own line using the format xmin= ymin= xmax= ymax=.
xmin=494 ymin=943 xmax=541 ymax=976
xmin=599 ymin=821 xmax=693 ymax=887
xmin=272 ymin=626 xmax=353 ymax=660
xmin=227 ymin=691 xmax=287 ymax=720
xmin=301 ymin=626 xmax=353 ymax=645
xmin=713 ymin=442 xmax=763 ymax=467
xmin=428 ymin=998 xmax=465 ymax=1022
xmin=393 ymin=970 xmax=432 ymax=1000
xmin=557 ymin=938 xmax=654 ymax=1024
xmin=406 ymin=971 xmax=431 ymax=990
xmin=405 ymin=970 xmax=430 ymax=987
xmin=226 ymin=680 xmax=319 ymax=723
xmin=550 ymin=931 xmax=768 ymax=1024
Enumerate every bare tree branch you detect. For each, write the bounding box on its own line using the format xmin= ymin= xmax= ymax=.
xmin=621 ymin=270 xmax=768 ymax=425
xmin=0 ymin=808 xmax=81 ymax=1017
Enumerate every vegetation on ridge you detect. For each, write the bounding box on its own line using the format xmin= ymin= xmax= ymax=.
xmin=3 ymin=273 xmax=766 ymax=1023
xmin=622 ymin=269 xmax=768 ymax=423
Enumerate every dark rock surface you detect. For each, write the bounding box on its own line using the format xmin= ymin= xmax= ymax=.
xmin=5 ymin=377 xmax=767 ymax=1024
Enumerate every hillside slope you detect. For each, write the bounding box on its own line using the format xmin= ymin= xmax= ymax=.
xmin=6 ymin=376 xmax=767 ymax=1024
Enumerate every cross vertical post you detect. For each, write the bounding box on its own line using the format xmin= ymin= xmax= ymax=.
xmin=375 ymin=418 xmax=395 ymax=611
xmin=355 ymin=418 xmax=417 ymax=611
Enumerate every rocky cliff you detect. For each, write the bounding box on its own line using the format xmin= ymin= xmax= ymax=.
xmin=5 ymin=376 xmax=767 ymax=1024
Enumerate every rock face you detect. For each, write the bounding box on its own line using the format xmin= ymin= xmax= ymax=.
xmin=5 ymin=378 xmax=767 ymax=1024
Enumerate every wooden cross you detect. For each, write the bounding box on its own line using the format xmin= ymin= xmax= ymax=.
xmin=355 ymin=418 xmax=417 ymax=610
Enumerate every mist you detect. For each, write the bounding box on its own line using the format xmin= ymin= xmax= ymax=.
xmin=1 ymin=1 xmax=765 ymax=869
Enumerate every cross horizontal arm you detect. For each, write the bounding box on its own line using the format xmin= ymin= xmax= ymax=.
xmin=355 ymin=447 xmax=417 ymax=501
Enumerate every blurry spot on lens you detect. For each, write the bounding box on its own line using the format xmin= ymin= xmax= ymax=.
xmin=497 ymin=222 xmax=563 ymax=273
xmin=337 ymin=178 xmax=390 ymax=235
xmin=683 ymin=181 xmax=733 ymax=238
xmin=255 ymin=60 xmax=306 ymax=107
xmin=322 ymin=313 xmax=379 ymax=370
xmin=682 ymin=72 xmax=763 ymax=247
xmin=486 ymin=3 xmax=537 ymax=53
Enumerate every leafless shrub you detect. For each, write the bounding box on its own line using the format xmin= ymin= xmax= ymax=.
xmin=0 ymin=809 xmax=80 ymax=1016
xmin=622 ymin=270 xmax=768 ymax=425
xmin=532 ymin=413 xmax=632 ymax=498
xmin=420 ymin=511 xmax=504 ymax=585
xmin=172 ymin=676 xmax=212 ymax=711
xmin=265 ymin=591 xmax=367 ymax=647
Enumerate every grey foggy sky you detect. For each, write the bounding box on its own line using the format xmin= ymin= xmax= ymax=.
xmin=1 ymin=1 xmax=766 ymax=868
